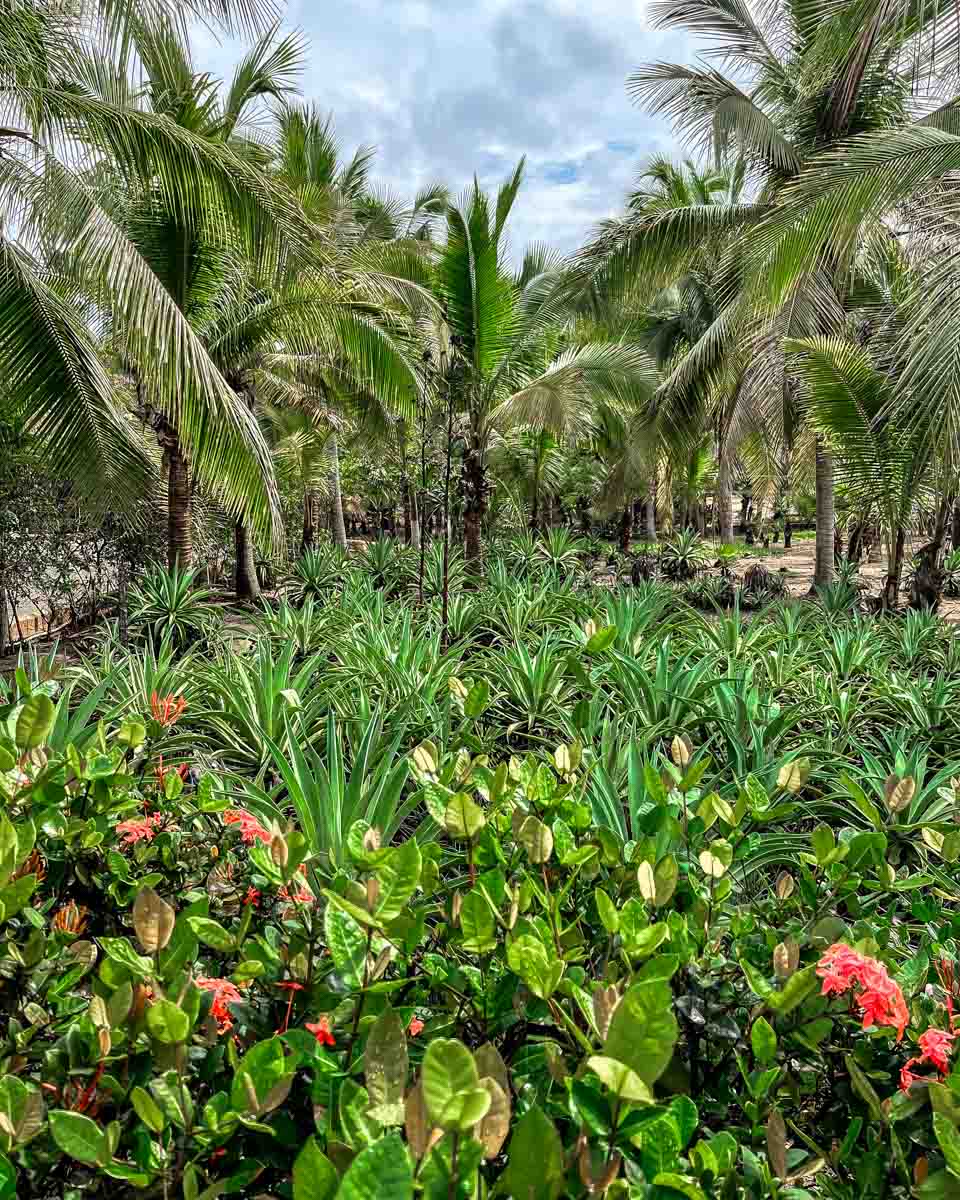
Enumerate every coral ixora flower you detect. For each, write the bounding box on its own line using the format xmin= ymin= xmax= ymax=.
xmin=222 ymin=809 xmax=271 ymax=845
xmin=816 ymin=943 xmax=908 ymax=1040
xmin=116 ymin=813 xmax=163 ymax=845
xmin=196 ymin=977 xmax=243 ymax=1034
xmin=305 ymin=1016 xmax=335 ymax=1047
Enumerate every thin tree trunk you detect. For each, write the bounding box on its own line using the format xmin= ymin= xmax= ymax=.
xmin=402 ymin=483 xmax=412 ymax=544
xmin=462 ymin=443 xmax=486 ymax=568
xmin=717 ymin=452 xmax=734 ymax=544
xmin=328 ymin=433 xmax=347 ymax=551
xmin=931 ymin=494 xmax=951 ymax=560
xmin=619 ymin=503 xmax=633 ymax=553
xmin=442 ymin=386 xmax=456 ymax=650
xmin=883 ymin=526 xmax=906 ymax=610
xmin=167 ymin=430 xmax=192 ymax=570
xmin=409 ymin=483 xmax=421 ymax=552
xmin=814 ymin=439 xmax=835 ymax=589
xmin=952 ymin=500 xmax=960 ymax=551
xmin=530 ymin=470 xmax=539 ymax=533
xmin=234 ymin=519 xmax=261 ymax=601
xmin=301 ymin=488 xmax=317 ymax=555
xmin=118 ymin=558 xmax=129 ymax=646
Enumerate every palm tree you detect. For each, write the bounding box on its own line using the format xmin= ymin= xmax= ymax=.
xmin=271 ymin=104 xmax=439 ymax=552
xmin=581 ymin=0 xmax=960 ymax=587
xmin=0 ymin=4 xmax=302 ymax=562
xmin=489 ymin=428 xmax=565 ymax=532
xmin=435 ymin=163 xmax=656 ymax=566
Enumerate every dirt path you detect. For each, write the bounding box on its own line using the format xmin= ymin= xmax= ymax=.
xmin=734 ymin=535 xmax=960 ymax=621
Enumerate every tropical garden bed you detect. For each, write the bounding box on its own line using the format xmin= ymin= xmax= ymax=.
xmin=2 ymin=545 xmax=960 ymax=1199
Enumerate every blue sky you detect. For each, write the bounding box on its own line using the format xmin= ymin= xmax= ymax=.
xmin=194 ymin=0 xmax=693 ymax=255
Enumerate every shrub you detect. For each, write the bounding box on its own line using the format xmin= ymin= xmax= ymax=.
xmin=4 ymin=639 xmax=960 ymax=1200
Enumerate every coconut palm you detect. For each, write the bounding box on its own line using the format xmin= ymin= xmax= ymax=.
xmin=271 ymin=104 xmax=438 ymax=551
xmin=434 ymin=163 xmax=657 ymax=565
xmin=581 ymin=0 xmax=960 ymax=588
xmin=0 ymin=4 xmax=304 ymax=560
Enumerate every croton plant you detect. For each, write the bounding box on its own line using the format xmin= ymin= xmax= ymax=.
xmin=1 ymin=672 xmax=960 ymax=1200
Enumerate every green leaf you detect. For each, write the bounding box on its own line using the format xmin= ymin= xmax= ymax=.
xmin=231 ymin=1038 xmax=287 ymax=1113
xmin=811 ymin=825 xmax=835 ymax=863
xmin=507 ymin=934 xmax=564 ymax=999
xmin=936 ymin=1115 xmax=960 ymax=1178
xmin=375 ymin=840 xmax=421 ymax=923
xmin=518 ymin=815 xmax=553 ymax=863
xmin=654 ymin=855 xmax=680 ymax=906
xmin=638 ymin=1112 xmax=681 ymax=1177
xmin=130 ymin=1086 xmax=165 ymax=1133
xmin=595 ymin=889 xmax=619 ymax=934
xmin=364 ymin=1007 xmax=408 ymax=1125
xmin=49 ymin=1110 xmax=105 ymax=1166
xmin=422 ymin=1039 xmax=490 ymax=1132
xmin=768 ymin=964 xmax=818 ymax=1015
xmin=15 ymin=694 xmax=54 ymax=751
xmin=146 ymin=1000 xmax=190 ymax=1045
xmin=464 ymin=680 xmax=490 ymax=718
xmin=585 ymin=625 xmax=618 ymax=654
xmin=443 ymin=795 xmax=486 ymax=841
xmin=293 ymin=1136 xmax=338 ymax=1200
xmin=460 ymin=890 xmax=497 ymax=954
xmin=0 ymin=876 xmax=36 ymax=921
xmin=502 ymin=1106 xmax=565 ymax=1200
xmin=337 ymin=1133 xmax=413 ymax=1200
xmin=587 ymin=1055 xmax=652 ymax=1100
xmin=751 ymin=1017 xmax=777 ymax=1066
xmin=185 ymin=916 xmax=234 ymax=953
xmin=99 ymin=937 xmax=153 ymax=980
xmin=0 ymin=1152 xmax=13 ymax=1200
xmin=324 ymin=902 xmax=367 ymax=989
xmin=604 ymin=978 xmax=678 ymax=1085
xmin=845 ymin=1055 xmax=885 ymax=1124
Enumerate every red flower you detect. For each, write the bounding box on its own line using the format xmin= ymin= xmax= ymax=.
xmin=223 ymin=809 xmax=271 ymax=845
xmin=408 ymin=1017 xmax=424 ymax=1037
xmin=243 ymin=887 xmax=261 ymax=907
xmin=116 ymin=813 xmax=163 ymax=845
xmin=816 ymin=943 xmax=908 ymax=1040
xmin=306 ymin=1017 xmax=335 ymax=1047
xmin=197 ymin=977 xmax=243 ymax=1034
xmin=901 ymin=1025 xmax=958 ymax=1091
xmin=278 ymin=884 xmax=314 ymax=905
xmin=151 ymin=692 xmax=188 ymax=728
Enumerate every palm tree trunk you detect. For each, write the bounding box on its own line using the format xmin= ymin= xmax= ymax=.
xmin=234 ymin=519 xmax=261 ymax=602
xmin=717 ymin=453 xmax=734 ymax=544
xmin=301 ymin=488 xmax=317 ymax=554
xmin=645 ymin=476 xmax=657 ymax=541
xmin=167 ymin=430 xmax=192 ymax=570
xmin=814 ymin=439 xmax=835 ymax=588
xmin=883 ymin=526 xmax=906 ymax=610
xmin=462 ymin=444 xmax=486 ymax=567
xmin=530 ymin=470 xmax=540 ymax=533
xmin=328 ymin=433 xmax=348 ymax=551
xmin=409 ymin=483 xmax=421 ymax=552
xmin=619 ymin=503 xmax=633 ymax=553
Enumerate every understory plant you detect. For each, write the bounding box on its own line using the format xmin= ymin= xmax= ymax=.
xmin=3 ymin=638 xmax=960 ymax=1200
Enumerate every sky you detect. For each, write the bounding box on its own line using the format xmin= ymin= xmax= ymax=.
xmin=194 ymin=0 xmax=694 ymax=257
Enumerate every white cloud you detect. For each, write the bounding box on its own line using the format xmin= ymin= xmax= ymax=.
xmin=194 ymin=1 xmax=694 ymax=255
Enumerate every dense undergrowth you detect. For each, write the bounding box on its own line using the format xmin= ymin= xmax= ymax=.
xmin=2 ymin=545 xmax=960 ymax=1199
